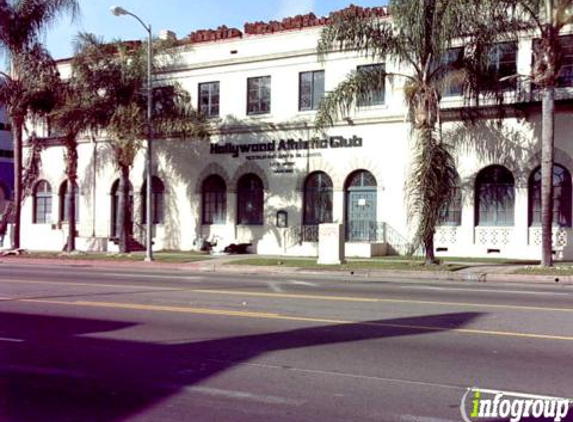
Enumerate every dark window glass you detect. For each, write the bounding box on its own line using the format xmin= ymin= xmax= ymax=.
xmin=303 ymin=172 xmax=333 ymax=224
xmin=488 ymin=42 xmax=517 ymax=90
xmin=476 ymin=165 xmax=515 ymax=226
xmin=439 ymin=177 xmax=462 ymax=225
xmin=34 ymin=180 xmax=52 ymax=224
xmin=346 ymin=170 xmax=377 ymax=188
xmin=299 ymin=70 xmax=325 ymax=111
xmin=237 ymin=174 xmax=264 ymax=225
xmin=529 ymin=164 xmax=572 ymax=227
xmin=141 ymin=176 xmax=165 ymax=224
xmin=247 ymin=76 xmax=271 ymax=115
xmin=534 ymin=35 xmax=573 ymax=88
xmin=59 ymin=182 xmax=79 ymax=223
xmin=441 ymin=47 xmax=464 ymax=97
xmin=198 ymin=81 xmax=220 ymax=118
xmin=557 ymin=35 xmax=573 ymax=87
xmin=357 ymin=64 xmax=385 ymax=107
xmin=202 ymin=175 xmax=227 ymax=224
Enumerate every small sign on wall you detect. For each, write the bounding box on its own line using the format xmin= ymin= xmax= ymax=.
xmin=358 ymin=198 xmax=367 ymax=206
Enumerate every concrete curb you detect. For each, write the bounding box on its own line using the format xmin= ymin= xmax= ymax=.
xmin=212 ymin=265 xmax=573 ymax=285
xmin=0 ymin=257 xmax=570 ymax=285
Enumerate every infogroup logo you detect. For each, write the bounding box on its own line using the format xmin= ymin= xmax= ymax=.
xmin=461 ymin=388 xmax=573 ymax=422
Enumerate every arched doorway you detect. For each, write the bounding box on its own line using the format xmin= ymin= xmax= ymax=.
xmin=111 ymin=179 xmax=134 ymax=238
xmin=345 ymin=170 xmax=377 ymax=241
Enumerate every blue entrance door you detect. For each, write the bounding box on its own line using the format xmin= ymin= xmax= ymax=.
xmin=345 ymin=171 xmax=377 ymax=242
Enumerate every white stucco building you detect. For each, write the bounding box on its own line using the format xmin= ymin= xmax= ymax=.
xmin=19 ymin=5 xmax=573 ymax=260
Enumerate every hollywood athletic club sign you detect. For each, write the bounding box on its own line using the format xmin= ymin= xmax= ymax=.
xmin=210 ymin=135 xmax=363 ymax=158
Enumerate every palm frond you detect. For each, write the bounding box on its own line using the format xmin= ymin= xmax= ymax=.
xmin=315 ymin=65 xmax=388 ymax=129
xmin=406 ymin=127 xmax=457 ymax=254
xmin=0 ymin=0 xmax=78 ymax=54
xmin=317 ymin=11 xmax=408 ymax=65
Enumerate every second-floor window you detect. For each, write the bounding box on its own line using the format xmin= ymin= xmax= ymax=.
xmin=557 ymin=35 xmax=573 ymax=87
xmin=247 ymin=76 xmax=271 ymax=115
xmin=299 ymin=70 xmax=325 ymax=111
xmin=198 ymin=81 xmax=220 ymax=118
xmin=441 ymin=47 xmax=464 ymax=97
xmin=488 ymin=42 xmax=517 ymax=90
xmin=357 ymin=64 xmax=385 ymax=107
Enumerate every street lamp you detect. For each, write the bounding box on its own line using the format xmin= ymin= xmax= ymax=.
xmin=111 ymin=6 xmax=154 ymax=262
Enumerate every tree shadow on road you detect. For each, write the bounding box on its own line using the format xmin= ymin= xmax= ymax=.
xmin=0 ymin=310 xmax=485 ymax=421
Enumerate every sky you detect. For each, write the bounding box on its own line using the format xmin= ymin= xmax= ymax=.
xmin=42 ymin=0 xmax=388 ymax=60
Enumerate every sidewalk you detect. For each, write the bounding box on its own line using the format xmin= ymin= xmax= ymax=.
xmin=0 ymin=252 xmax=570 ymax=285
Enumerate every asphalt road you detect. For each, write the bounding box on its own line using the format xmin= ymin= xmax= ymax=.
xmin=0 ymin=263 xmax=571 ymax=422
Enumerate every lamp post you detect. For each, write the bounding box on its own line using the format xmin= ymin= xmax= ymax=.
xmin=111 ymin=6 xmax=154 ymax=261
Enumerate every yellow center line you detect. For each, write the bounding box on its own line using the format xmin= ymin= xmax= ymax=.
xmin=191 ymin=289 xmax=573 ymax=313
xmin=1 ymin=278 xmax=572 ymax=313
xmin=191 ymin=289 xmax=379 ymax=302
xmin=16 ymin=298 xmax=573 ymax=342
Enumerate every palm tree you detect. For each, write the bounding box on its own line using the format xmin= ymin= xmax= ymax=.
xmin=496 ymin=0 xmax=573 ymax=267
xmin=0 ymin=43 xmax=60 ymax=245
xmin=316 ymin=1 xmax=500 ymax=264
xmin=71 ymin=34 xmax=208 ymax=253
xmin=47 ymin=73 xmax=106 ymax=252
xmin=0 ymin=0 xmax=79 ymax=249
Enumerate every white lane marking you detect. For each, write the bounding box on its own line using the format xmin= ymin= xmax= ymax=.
xmin=208 ymin=359 xmax=463 ymax=391
xmin=268 ymin=282 xmax=284 ymax=293
xmin=400 ymin=286 xmax=569 ymax=296
xmin=86 ymin=272 xmax=203 ymax=281
xmin=0 ymin=267 xmax=203 ymax=281
xmin=178 ymin=386 xmax=305 ymax=406
xmin=288 ymin=280 xmax=317 ymax=287
xmin=0 ymin=337 xmax=23 ymax=343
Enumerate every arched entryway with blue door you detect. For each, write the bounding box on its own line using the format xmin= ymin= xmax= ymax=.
xmin=344 ymin=170 xmax=377 ymax=241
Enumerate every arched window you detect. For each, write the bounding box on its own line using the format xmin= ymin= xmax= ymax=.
xmin=475 ymin=165 xmax=515 ymax=226
xmin=111 ymin=179 xmax=134 ymax=237
xmin=141 ymin=176 xmax=165 ymax=224
xmin=439 ymin=174 xmax=462 ymax=225
xmin=59 ymin=181 xmax=79 ymax=223
xmin=529 ymin=164 xmax=572 ymax=227
xmin=237 ymin=174 xmax=264 ymax=225
xmin=34 ymin=180 xmax=52 ymax=224
xmin=304 ymin=171 xmax=333 ymax=224
xmin=202 ymin=175 xmax=226 ymax=224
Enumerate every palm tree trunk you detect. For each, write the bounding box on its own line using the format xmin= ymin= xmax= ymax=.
xmin=65 ymin=139 xmax=78 ymax=252
xmin=12 ymin=116 xmax=23 ymax=250
xmin=424 ymin=231 xmax=436 ymax=265
xmin=118 ymin=165 xmax=130 ymax=253
xmin=66 ymin=178 xmax=76 ymax=252
xmin=540 ymin=86 xmax=555 ymax=267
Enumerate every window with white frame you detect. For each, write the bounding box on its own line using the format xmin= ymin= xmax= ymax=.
xmin=237 ymin=174 xmax=264 ymax=225
xmin=141 ymin=176 xmax=165 ymax=224
xmin=529 ymin=164 xmax=572 ymax=227
xmin=202 ymin=175 xmax=227 ymax=225
xmin=198 ymin=81 xmax=220 ymax=118
xmin=34 ymin=180 xmax=52 ymax=224
xmin=247 ymin=76 xmax=271 ymax=115
xmin=475 ymin=165 xmax=515 ymax=226
xmin=357 ymin=64 xmax=385 ymax=107
xmin=59 ymin=181 xmax=79 ymax=223
xmin=299 ymin=70 xmax=325 ymax=111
